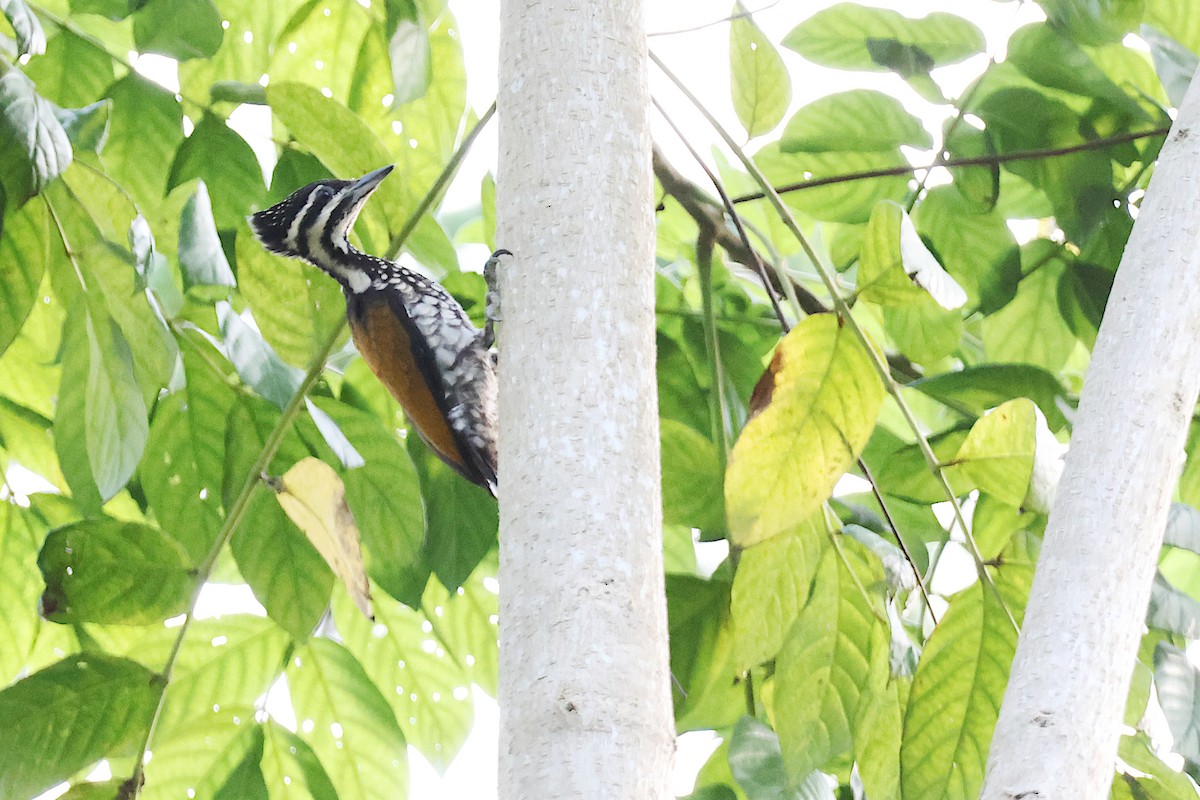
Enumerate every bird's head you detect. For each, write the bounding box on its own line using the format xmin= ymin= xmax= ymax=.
xmin=249 ymin=165 xmax=394 ymax=272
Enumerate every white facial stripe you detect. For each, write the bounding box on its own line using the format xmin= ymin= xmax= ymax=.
xmin=286 ymin=191 xmax=320 ymax=251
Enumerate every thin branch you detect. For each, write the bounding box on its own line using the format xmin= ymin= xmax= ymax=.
xmin=729 ymin=127 xmax=1171 ymax=204
xmin=647 ymin=0 xmax=786 ymax=37
xmin=649 ymin=49 xmax=1016 ymax=630
xmin=857 ymin=457 xmax=937 ymax=624
xmin=387 ymin=102 xmax=497 ymax=258
xmin=652 ymin=146 xmax=828 ymax=317
xmin=696 ymin=229 xmax=734 ymax=459
xmin=128 ymin=103 xmax=498 ymax=798
xmin=651 ymin=96 xmax=791 ymax=331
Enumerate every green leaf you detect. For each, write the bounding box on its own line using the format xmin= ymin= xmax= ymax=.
xmin=423 ymin=564 xmax=499 ymax=696
xmin=288 ymin=637 xmax=409 ymax=798
xmin=901 ymin=568 xmax=1030 ymax=800
xmin=1117 ymin=731 xmax=1200 ymax=800
xmin=178 ymin=0 xmax=307 ymax=103
xmin=1154 ymin=642 xmax=1200 ymax=765
xmin=974 ymin=89 xmax=1116 ymax=246
xmin=411 ymin=440 xmax=497 ymax=592
xmin=727 ymin=716 xmax=794 ymax=799
xmin=730 ymin=513 xmax=825 ymax=670
xmin=335 ymin=588 xmax=473 ymax=771
xmin=1165 ymin=503 xmax=1200 ymax=554
xmin=1056 ymin=261 xmax=1112 ymax=348
xmin=756 ymin=143 xmax=911 ymax=224
xmin=0 ymin=69 xmax=71 ymax=205
xmin=1143 ymin=25 xmax=1198 ymax=108
xmin=661 ymin=419 xmax=725 ymax=535
xmin=870 ymin=426 xmax=971 ymax=505
xmin=261 ymin=721 xmax=338 ymax=800
xmin=858 ymin=200 xmax=966 ymax=309
xmin=125 ymin=615 xmax=289 ymax=740
xmin=0 ymin=654 xmax=158 ymax=800
xmin=783 ymin=4 xmax=984 ymax=72
xmin=883 ymin=298 xmax=963 ymax=364
xmin=231 ymin=485 xmax=332 ymax=641
xmin=236 ymin=226 xmax=345 ymax=368
xmin=83 ymin=240 xmax=178 ymax=407
xmin=909 ymin=364 xmax=1070 ymax=432
xmin=388 ymin=3 xmax=431 ymax=106
xmin=55 ymin=297 xmax=149 ymax=506
xmin=726 ymin=314 xmax=884 ymax=547
xmin=168 ymin=114 xmax=266 ymax=229
xmin=38 ymin=518 xmax=193 ymax=625
xmin=217 ymin=302 xmax=304 ymax=410
xmin=1042 ymin=0 xmax=1144 ymax=45
xmin=912 ymin=185 xmax=1021 ymax=314
xmin=951 ymin=399 xmax=1036 ymax=507
xmin=141 ymin=708 xmax=259 ymax=800
xmin=141 ymin=393 xmax=224 ymax=563
xmin=214 ymin=746 xmax=269 ymax=800
xmin=982 ymin=257 xmax=1077 ymax=373
xmin=853 ymin=667 xmax=901 ymax=800
xmin=132 ymin=0 xmax=223 ymax=60
xmin=943 ymin=122 xmax=998 ymax=212
xmin=0 ymin=196 xmax=48 ymax=358
xmin=0 ymin=500 xmax=41 ymax=683
xmin=311 ymin=397 xmax=428 ymax=607
xmin=102 ymin=74 xmax=184 ymax=210
xmin=70 ymin=0 xmax=135 ymax=20
xmin=59 ymin=779 xmax=126 ymax=799
xmin=774 ymin=545 xmax=882 ymax=781
xmin=1007 ymin=23 xmax=1147 ymax=117
xmin=224 ymin=398 xmax=333 ymax=640
xmin=24 ymin=30 xmax=114 ymax=108
xmin=669 ymin=576 xmax=744 ymax=732
xmin=53 ymin=100 xmax=110 ymax=153
xmin=1 ymin=0 xmax=45 ymax=56
xmin=730 ymin=5 xmax=791 ymax=139
xmin=270 ymin=0 xmax=381 ymax=108
xmin=781 ymin=90 xmax=930 ymax=153
xmin=178 ymin=181 xmax=236 ymax=290
xmin=1147 ymin=573 xmax=1200 ymax=639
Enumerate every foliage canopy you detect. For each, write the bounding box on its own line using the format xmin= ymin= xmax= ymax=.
xmin=1 ymin=0 xmax=1200 ymax=798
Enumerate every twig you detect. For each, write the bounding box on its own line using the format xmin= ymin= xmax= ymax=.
xmin=729 ymin=127 xmax=1170 ymax=204
xmin=647 ymin=0 xmax=787 ymax=38
xmin=652 ymin=146 xmax=827 ymax=317
xmin=651 ymin=96 xmax=791 ymax=331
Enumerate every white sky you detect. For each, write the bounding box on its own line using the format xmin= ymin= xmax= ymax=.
xmin=31 ymin=1 xmax=1052 ymax=799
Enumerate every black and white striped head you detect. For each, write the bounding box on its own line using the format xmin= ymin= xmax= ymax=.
xmin=249 ymin=164 xmax=393 ymax=292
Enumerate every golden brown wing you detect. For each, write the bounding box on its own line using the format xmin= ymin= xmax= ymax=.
xmin=348 ymin=294 xmax=475 ymax=480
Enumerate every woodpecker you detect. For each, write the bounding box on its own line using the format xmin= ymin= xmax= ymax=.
xmin=249 ymin=165 xmax=503 ymax=496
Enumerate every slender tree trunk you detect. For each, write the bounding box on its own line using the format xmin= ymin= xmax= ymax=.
xmin=494 ymin=1 xmax=673 ymax=797
xmin=981 ymin=73 xmax=1200 ymax=798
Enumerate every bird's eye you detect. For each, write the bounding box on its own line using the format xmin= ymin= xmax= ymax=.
xmin=314 ymin=186 xmax=333 ymax=201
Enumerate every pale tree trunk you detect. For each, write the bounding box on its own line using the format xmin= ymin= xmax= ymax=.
xmin=981 ymin=74 xmax=1200 ymax=798
xmin=494 ymin=0 xmax=674 ymax=797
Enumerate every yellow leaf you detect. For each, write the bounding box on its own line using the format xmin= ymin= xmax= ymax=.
xmin=271 ymin=457 xmax=372 ymax=619
xmin=726 ymin=315 xmax=884 ymax=547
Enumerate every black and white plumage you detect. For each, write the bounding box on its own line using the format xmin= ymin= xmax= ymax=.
xmin=249 ymin=165 xmax=500 ymax=496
